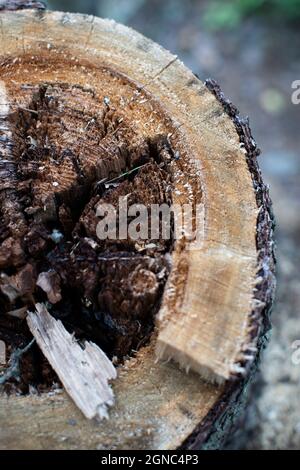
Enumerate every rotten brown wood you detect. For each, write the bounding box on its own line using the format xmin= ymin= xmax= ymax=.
xmin=0 ymin=9 xmax=275 ymax=450
xmin=0 ymin=77 xmax=174 ymax=374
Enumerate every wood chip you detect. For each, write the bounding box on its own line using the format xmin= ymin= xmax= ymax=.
xmin=27 ymin=303 xmax=117 ymax=420
xmin=36 ymin=270 xmax=62 ymax=304
xmin=6 ymin=306 xmax=28 ymax=319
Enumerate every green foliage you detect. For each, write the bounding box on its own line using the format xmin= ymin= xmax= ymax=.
xmin=203 ymin=0 xmax=300 ymax=30
xmin=272 ymin=0 xmax=300 ymax=19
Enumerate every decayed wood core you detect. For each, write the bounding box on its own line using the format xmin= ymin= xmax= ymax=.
xmin=0 ymin=56 xmax=201 ymax=393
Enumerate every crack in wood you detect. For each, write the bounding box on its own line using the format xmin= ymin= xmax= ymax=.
xmin=84 ymin=15 xmax=95 ymax=51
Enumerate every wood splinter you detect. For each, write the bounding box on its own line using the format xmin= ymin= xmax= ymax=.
xmin=27 ymin=304 xmax=117 ymax=420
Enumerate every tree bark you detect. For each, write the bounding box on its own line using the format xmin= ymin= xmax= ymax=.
xmin=0 ymin=6 xmax=275 ymax=450
xmin=0 ymin=0 xmax=45 ymax=11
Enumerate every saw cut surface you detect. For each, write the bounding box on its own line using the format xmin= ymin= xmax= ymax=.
xmin=0 ymin=9 xmax=274 ymax=450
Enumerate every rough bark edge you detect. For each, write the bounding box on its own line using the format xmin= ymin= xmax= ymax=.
xmin=0 ymin=0 xmax=45 ymax=12
xmin=181 ymin=78 xmax=276 ymax=450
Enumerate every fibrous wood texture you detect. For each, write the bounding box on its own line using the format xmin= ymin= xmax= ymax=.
xmin=0 ymin=5 xmax=275 ymax=450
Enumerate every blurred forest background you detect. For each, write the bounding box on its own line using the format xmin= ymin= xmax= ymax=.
xmin=47 ymin=0 xmax=300 ymax=449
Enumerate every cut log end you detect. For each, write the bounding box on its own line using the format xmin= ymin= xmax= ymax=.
xmin=0 ymin=8 xmax=275 ymax=450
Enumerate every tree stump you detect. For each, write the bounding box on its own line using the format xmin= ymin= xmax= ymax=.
xmin=0 ymin=3 xmax=275 ymax=450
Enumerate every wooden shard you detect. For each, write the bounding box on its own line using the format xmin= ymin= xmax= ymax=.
xmin=27 ymin=303 xmax=117 ymax=420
